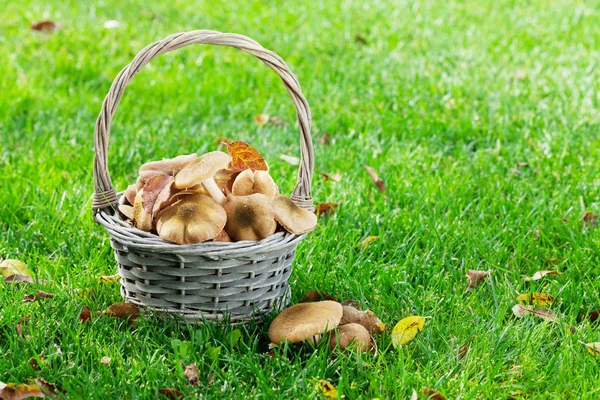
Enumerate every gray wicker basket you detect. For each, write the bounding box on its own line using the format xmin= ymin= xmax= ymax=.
xmin=92 ymin=30 xmax=314 ymax=323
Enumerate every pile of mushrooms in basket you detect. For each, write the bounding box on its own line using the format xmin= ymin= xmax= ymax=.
xmin=118 ymin=141 xmax=317 ymax=244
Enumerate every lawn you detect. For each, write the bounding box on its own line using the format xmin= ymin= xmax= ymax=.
xmin=2 ymin=0 xmax=600 ymax=398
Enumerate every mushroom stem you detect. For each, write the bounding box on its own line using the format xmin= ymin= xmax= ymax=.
xmin=201 ymin=178 xmax=226 ymax=205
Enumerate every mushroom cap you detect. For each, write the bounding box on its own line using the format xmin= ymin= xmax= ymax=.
xmin=340 ymin=306 xmax=385 ymax=335
xmin=224 ymin=193 xmax=276 ymax=241
xmin=139 ymin=153 xmax=198 ymax=176
xmin=213 ymin=229 xmax=232 ymax=242
xmin=232 ymin=169 xmax=277 ymax=200
xmin=272 ymin=195 xmax=317 ymax=235
xmin=155 ymin=194 xmax=226 ymax=244
xmin=123 ymin=184 xmax=138 ymax=206
xmin=174 ymin=151 xmax=232 ymax=189
xmin=268 ymin=301 xmax=343 ymax=344
xmin=133 ymin=190 xmax=153 ymax=231
xmin=329 ymin=323 xmax=372 ymax=352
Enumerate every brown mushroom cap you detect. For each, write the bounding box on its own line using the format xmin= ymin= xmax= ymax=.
xmin=340 ymin=305 xmax=385 ymax=335
xmin=123 ymin=184 xmax=137 ymax=206
xmin=155 ymin=194 xmax=226 ymax=244
xmin=224 ymin=193 xmax=276 ymax=241
xmin=268 ymin=301 xmax=343 ymax=344
xmin=232 ymin=169 xmax=277 ymax=200
xmin=329 ymin=323 xmax=372 ymax=352
xmin=133 ymin=190 xmax=153 ymax=231
xmin=174 ymin=151 xmax=231 ymax=189
xmin=139 ymin=153 xmax=198 ymax=177
xmin=272 ymin=195 xmax=317 ymax=235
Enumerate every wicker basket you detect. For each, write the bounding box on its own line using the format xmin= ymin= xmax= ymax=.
xmin=92 ymin=30 xmax=314 ymax=323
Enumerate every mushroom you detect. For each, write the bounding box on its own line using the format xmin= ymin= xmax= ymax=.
xmin=339 ymin=305 xmax=386 ymax=335
xmin=139 ymin=153 xmax=198 ymax=177
xmin=272 ymin=195 xmax=317 ymax=235
xmin=155 ymin=194 xmax=227 ymax=244
xmin=214 ymin=168 xmax=241 ymax=193
xmin=123 ymin=184 xmax=137 ymax=206
xmin=268 ymin=301 xmax=343 ymax=345
xmin=328 ymin=323 xmax=372 ymax=352
xmin=223 ymin=193 xmax=276 ymax=241
xmin=132 ymin=190 xmax=153 ymax=231
xmin=174 ymin=151 xmax=231 ymax=205
xmin=213 ymin=229 xmax=232 ymax=242
xmin=118 ymin=204 xmax=134 ymax=220
xmin=231 ymin=169 xmax=278 ymax=200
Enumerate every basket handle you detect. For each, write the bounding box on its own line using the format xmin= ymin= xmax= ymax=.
xmin=93 ymin=30 xmax=314 ymax=213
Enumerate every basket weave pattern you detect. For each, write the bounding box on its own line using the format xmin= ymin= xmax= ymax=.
xmin=92 ymin=30 xmax=314 ymax=322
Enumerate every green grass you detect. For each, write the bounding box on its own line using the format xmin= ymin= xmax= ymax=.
xmin=2 ymin=0 xmax=600 ymax=398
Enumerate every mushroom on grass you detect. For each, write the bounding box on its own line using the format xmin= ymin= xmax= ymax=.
xmin=268 ymin=301 xmax=343 ymax=345
xmin=155 ymin=194 xmax=226 ymax=244
xmin=328 ymin=323 xmax=372 ymax=352
xmin=175 ymin=151 xmax=231 ymax=205
xmin=272 ymin=195 xmax=317 ymax=235
xmin=223 ymin=193 xmax=276 ymax=241
xmin=340 ymin=305 xmax=386 ymax=334
xmin=231 ymin=169 xmax=278 ymax=199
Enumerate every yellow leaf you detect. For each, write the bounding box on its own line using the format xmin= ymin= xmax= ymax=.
xmin=101 ymin=273 xmax=120 ymax=283
xmin=0 ymin=383 xmax=45 ymax=399
xmin=516 ymin=292 xmax=553 ymax=306
xmin=315 ymin=380 xmax=338 ymax=399
xmin=580 ymin=341 xmax=600 ymax=358
xmin=0 ymin=259 xmax=31 ymax=278
xmin=391 ymin=316 xmax=427 ymax=348
xmin=362 ymin=236 xmax=379 ymax=249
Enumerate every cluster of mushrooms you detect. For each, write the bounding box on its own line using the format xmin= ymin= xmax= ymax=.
xmin=118 ymin=149 xmax=317 ymax=244
xmin=268 ymin=300 xmax=385 ymax=352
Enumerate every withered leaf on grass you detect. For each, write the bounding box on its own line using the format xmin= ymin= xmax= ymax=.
xmin=423 ymin=387 xmax=447 ymax=400
xmin=516 ymin=293 xmax=554 ymax=306
xmin=586 ymin=308 xmax=600 ymax=324
xmin=582 ymin=211 xmax=598 ymax=227
xmin=0 ymin=259 xmax=31 ymax=278
xmin=458 ymin=343 xmax=470 ymax=360
xmin=391 ymin=316 xmax=427 ymax=348
xmin=15 ymin=316 xmax=30 ymax=336
xmin=362 ymin=236 xmax=379 ymax=249
xmin=465 ymin=270 xmax=491 ymax=290
xmin=79 ymin=306 xmax=93 ymax=323
xmin=21 ymin=294 xmax=37 ymax=303
xmin=524 ymin=270 xmax=561 ymax=282
xmin=103 ymin=302 xmax=140 ymax=322
xmin=158 ymin=388 xmax=184 ymax=400
xmin=226 ymin=141 xmax=268 ymax=171
xmin=512 ymin=304 xmax=557 ymax=322
xmin=579 ymin=341 xmax=600 ymax=358
xmin=36 ymin=290 xmax=54 ymax=298
xmin=512 ymin=304 xmax=533 ymax=318
xmin=184 ymin=362 xmax=199 ymax=386
xmin=320 ymin=172 xmax=342 ymax=182
xmin=29 ymin=354 xmax=44 ymax=370
xmin=36 ymin=378 xmax=65 ymax=396
xmin=315 ymin=203 xmax=339 ymax=217
xmin=300 ymin=290 xmax=337 ymax=303
xmin=315 ymin=380 xmax=337 ymax=399
xmin=279 ymin=154 xmax=300 ymax=166
xmin=0 ymin=382 xmax=45 ymax=399
xmin=363 ymin=165 xmax=385 ymax=193
xmin=5 ymin=275 xmax=35 ymax=284
xmin=31 ymin=20 xmax=57 ymax=32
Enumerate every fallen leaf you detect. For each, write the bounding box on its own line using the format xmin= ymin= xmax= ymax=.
xmin=0 ymin=383 xmax=45 ymax=399
xmin=529 ymin=308 xmax=558 ymax=322
xmin=21 ymin=294 xmax=37 ymax=303
xmin=103 ymin=20 xmax=120 ymax=29
xmin=465 ymin=270 xmax=491 ymax=290
xmin=579 ymin=341 xmax=600 ymax=358
xmin=158 ymin=388 xmax=184 ymax=400
xmin=35 ymin=290 xmax=54 ymax=298
xmin=363 ymin=165 xmax=385 ymax=193
xmin=300 ymin=290 xmax=337 ymax=303
xmin=354 ymin=34 xmax=367 ymax=45
xmin=79 ymin=306 xmax=93 ymax=323
xmin=391 ymin=316 xmax=427 ymax=348
xmin=100 ymin=356 xmax=111 ymax=365
xmin=524 ymin=270 xmax=561 ymax=282
xmin=587 ymin=308 xmax=600 ymax=324
xmin=582 ymin=211 xmax=598 ymax=227
xmin=279 ymin=154 xmax=300 ymax=166
xmin=4 ymin=275 xmax=34 ymax=284
xmin=100 ymin=273 xmax=120 ymax=283
xmin=320 ymin=172 xmax=342 ymax=182
xmin=422 ymin=387 xmax=447 ymax=400
xmin=315 ymin=203 xmax=339 ymax=217
xmin=30 ymin=20 xmax=57 ymax=32
xmin=410 ymin=389 xmax=418 ymax=400
xmin=226 ymin=141 xmax=268 ymax=171
xmin=35 ymin=378 xmax=64 ymax=397
xmin=207 ymin=373 xmax=215 ymax=385
xmin=254 ymin=113 xmax=270 ymax=126
xmin=0 ymin=259 xmax=31 ymax=278
xmin=516 ymin=293 xmax=554 ymax=306
xmin=318 ymin=132 xmax=331 ymax=145
xmin=15 ymin=316 xmax=30 ymax=336
xmin=458 ymin=343 xmax=469 ymax=360
xmin=512 ymin=304 xmax=533 ymax=318
xmin=141 ymin=175 xmax=174 ymax=214
xmin=29 ymin=355 xmax=44 ymax=370
xmin=362 ymin=236 xmax=379 ymax=249
xmin=184 ymin=362 xmax=199 ymax=386
xmin=315 ymin=380 xmax=337 ymax=399
xmin=103 ymin=302 xmax=140 ymax=322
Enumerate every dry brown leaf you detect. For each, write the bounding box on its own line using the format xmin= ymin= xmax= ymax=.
xmin=29 ymin=355 xmax=43 ymax=370
xmin=465 ymin=270 xmax=491 ymax=290
xmin=524 ymin=270 xmax=561 ymax=282
xmin=580 ymin=341 xmax=600 ymax=358
xmin=582 ymin=211 xmax=598 ymax=227
xmin=158 ymin=388 xmax=184 ymax=400
xmin=35 ymin=378 xmax=64 ymax=397
xmin=4 ymin=274 xmax=35 ymax=284
xmin=315 ymin=203 xmax=339 ymax=217
xmin=31 ymin=20 xmax=57 ymax=32
xmin=254 ymin=113 xmax=270 ymax=127
xmin=35 ymin=290 xmax=54 ymax=298
xmin=0 ymin=383 xmax=45 ymax=399
xmin=79 ymin=306 xmax=93 ymax=323
xmin=320 ymin=172 xmax=342 ymax=182
xmin=279 ymin=154 xmax=300 ymax=166
xmin=0 ymin=259 xmax=31 ymax=278
xmin=587 ymin=308 xmax=600 ymax=324
xmin=362 ymin=236 xmax=379 ymax=249
xmin=458 ymin=343 xmax=470 ymax=360
xmin=422 ymin=387 xmax=447 ymax=400
xmin=512 ymin=304 xmax=533 ymax=318
xmin=103 ymin=302 xmax=140 ymax=322
xmin=100 ymin=273 xmax=120 ymax=283
xmin=184 ymin=363 xmax=199 ymax=386
xmin=226 ymin=141 xmax=268 ymax=171
xmin=141 ymin=175 xmax=175 ymax=214
xmin=21 ymin=294 xmax=37 ymax=303
xmin=15 ymin=316 xmax=30 ymax=336
xmin=300 ymin=290 xmax=337 ymax=303
xmin=363 ymin=165 xmax=385 ymax=193
xmin=529 ymin=308 xmax=558 ymax=322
